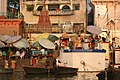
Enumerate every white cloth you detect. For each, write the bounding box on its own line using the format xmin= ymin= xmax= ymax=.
xmin=41 ymin=49 xmax=45 ymax=54
xmin=16 ymin=51 xmax=20 ymax=56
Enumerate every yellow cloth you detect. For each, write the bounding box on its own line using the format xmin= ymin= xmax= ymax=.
xmin=35 ymin=33 xmax=49 ymax=41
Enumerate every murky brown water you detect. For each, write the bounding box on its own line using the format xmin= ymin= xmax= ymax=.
xmin=0 ymin=71 xmax=99 ymax=80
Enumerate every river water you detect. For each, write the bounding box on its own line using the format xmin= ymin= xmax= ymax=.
xmin=0 ymin=71 xmax=99 ymax=80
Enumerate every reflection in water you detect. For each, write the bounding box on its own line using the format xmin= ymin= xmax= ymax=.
xmin=0 ymin=72 xmax=98 ymax=80
xmin=0 ymin=74 xmax=14 ymax=80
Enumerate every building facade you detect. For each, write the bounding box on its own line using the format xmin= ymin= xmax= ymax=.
xmin=20 ymin=0 xmax=87 ymax=33
xmin=91 ymin=0 xmax=120 ymax=30
xmin=91 ymin=0 xmax=120 ymax=46
xmin=0 ymin=0 xmax=24 ymax=37
xmin=0 ymin=0 xmax=7 ymax=17
xmin=0 ymin=18 xmax=24 ymax=36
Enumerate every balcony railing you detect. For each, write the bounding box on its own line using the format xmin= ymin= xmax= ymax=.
xmin=24 ymin=0 xmax=71 ymax=4
xmin=46 ymin=0 xmax=70 ymax=4
xmin=23 ymin=0 xmax=81 ymax=3
xmin=25 ymin=27 xmax=63 ymax=33
xmin=25 ymin=26 xmax=82 ymax=33
xmin=33 ymin=10 xmax=74 ymax=16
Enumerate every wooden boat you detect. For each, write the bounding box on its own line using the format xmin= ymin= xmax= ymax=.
xmin=96 ymin=67 xmax=120 ymax=80
xmin=54 ymin=66 xmax=78 ymax=75
xmin=23 ymin=65 xmax=78 ymax=75
xmin=0 ymin=68 xmax=13 ymax=74
xmin=23 ymin=66 xmax=53 ymax=74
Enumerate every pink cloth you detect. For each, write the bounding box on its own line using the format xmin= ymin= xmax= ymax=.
xmin=5 ymin=60 xmax=8 ymax=63
xmin=20 ymin=51 xmax=25 ymax=59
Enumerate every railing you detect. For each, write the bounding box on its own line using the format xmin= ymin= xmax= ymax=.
xmin=25 ymin=24 xmax=83 ymax=33
xmin=25 ymin=27 xmax=63 ymax=33
xmin=33 ymin=10 xmax=74 ymax=16
xmin=46 ymin=0 xmax=70 ymax=4
xmin=25 ymin=0 xmax=70 ymax=1
xmin=23 ymin=0 xmax=81 ymax=3
xmin=23 ymin=0 xmax=71 ymax=4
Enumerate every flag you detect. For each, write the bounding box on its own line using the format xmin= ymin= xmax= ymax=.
xmin=103 ymin=1 xmax=109 ymax=20
xmin=103 ymin=1 xmax=108 ymax=19
xmin=114 ymin=1 xmax=116 ymax=11
xmin=106 ymin=1 xmax=108 ymax=12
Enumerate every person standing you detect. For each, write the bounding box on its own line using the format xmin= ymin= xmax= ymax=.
xmin=4 ymin=59 xmax=9 ymax=69
xmin=30 ymin=56 xmax=33 ymax=66
xmin=98 ymin=36 xmax=102 ymax=49
xmin=2 ymin=50 xmax=6 ymax=59
xmin=11 ymin=59 xmax=16 ymax=70
xmin=89 ymin=37 xmax=95 ymax=49
xmin=53 ymin=58 xmax=57 ymax=68
xmin=16 ymin=50 xmax=20 ymax=58
xmin=20 ymin=49 xmax=25 ymax=59
xmin=32 ymin=57 xmax=37 ymax=67
xmin=0 ymin=49 xmax=2 ymax=59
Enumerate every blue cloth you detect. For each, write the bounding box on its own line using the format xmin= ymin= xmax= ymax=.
xmin=63 ymin=49 xmax=106 ymax=53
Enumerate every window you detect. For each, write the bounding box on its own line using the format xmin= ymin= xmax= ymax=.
xmin=73 ymin=4 xmax=80 ymax=10
xmin=62 ymin=5 xmax=71 ymax=12
xmin=37 ymin=6 xmax=43 ymax=11
xmin=48 ymin=4 xmax=60 ymax=11
xmin=27 ymin=5 xmax=34 ymax=11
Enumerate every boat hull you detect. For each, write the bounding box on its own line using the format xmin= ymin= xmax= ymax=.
xmin=23 ymin=66 xmax=52 ymax=74
xmin=54 ymin=66 xmax=78 ymax=74
xmin=23 ymin=66 xmax=78 ymax=75
xmin=96 ymin=67 xmax=120 ymax=80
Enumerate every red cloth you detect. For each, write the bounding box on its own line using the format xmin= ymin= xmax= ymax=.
xmin=32 ymin=58 xmax=36 ymax=66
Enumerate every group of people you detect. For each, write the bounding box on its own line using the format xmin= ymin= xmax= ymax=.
xmin=1 ymin=58 xmax=16 ymax=70
xmin=0 ymin=48 xmax=27 ymax=60
xmin=0 ymin=47 xmax=29 ymax=70
xmin=59 ymin=34 xmax=107 ymax=50
xmin=30 ymin=54 xmax=57 ymax=69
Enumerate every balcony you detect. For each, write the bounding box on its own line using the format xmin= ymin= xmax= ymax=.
xmin=25 ymin=26 xmax=63 ymax=33
xmin=46 ymin=0 xmax=70 ymax=4
xmin=26 ymin=0 xmax=35 ymax=1
xmin=25 ymin=23 xmax=84 ymax=33
xmin=33 ymin=10 xmax=74 ymax=16
xmin=23 ymin=0 xmax=79 ymax=4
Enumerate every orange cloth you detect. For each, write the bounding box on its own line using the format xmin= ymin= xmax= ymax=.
xmin=11 ymin=60 xmax=16 ymax=69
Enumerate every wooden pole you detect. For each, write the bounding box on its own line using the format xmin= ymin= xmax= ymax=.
xmin=114 ymin=0 xmax=116 ymax=41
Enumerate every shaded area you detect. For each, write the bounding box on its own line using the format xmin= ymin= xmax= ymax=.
xmin=0 ymin=71 xmax=98 ymax=80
